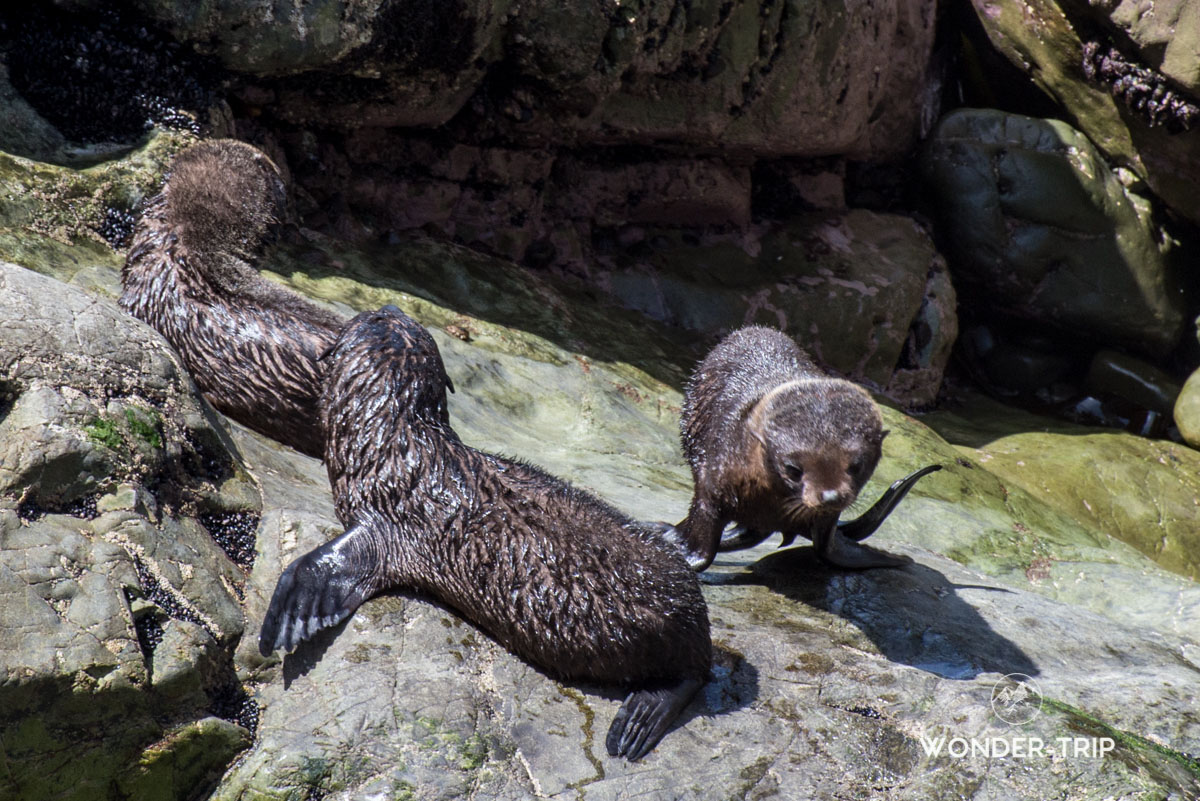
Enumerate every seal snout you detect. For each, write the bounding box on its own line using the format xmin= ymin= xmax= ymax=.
xmin=820 ymin=488 xmax=843 ymax=505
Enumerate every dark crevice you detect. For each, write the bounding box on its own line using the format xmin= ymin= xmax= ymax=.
xmin=0 ymin=5 xmax=219 ymax=144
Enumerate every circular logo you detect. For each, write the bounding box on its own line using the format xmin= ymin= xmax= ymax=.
xmin=990 ymin=673 xmax=1043 ymax=725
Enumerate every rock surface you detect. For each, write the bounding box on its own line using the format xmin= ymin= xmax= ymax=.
xmin=1174 ymin=366 xmax=1200 ymax=449
xmin=1 ymin=4 xmax=1199 ymax=796
xmin=68 ymin=0 xmax=937 ymax=159
xmin=6 ymin=226 xmax=1200 ymax=797
xmin=589 ymin=210 xmax=957 ymax=407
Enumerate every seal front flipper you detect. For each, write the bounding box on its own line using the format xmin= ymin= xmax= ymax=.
xmin=812 ymin=521 xmax=908 ymax=569
xmin=606 ymin=678 xmax=704 ymax=761
xmin=676 ymin=496 xmax=727 ymax=572
xmin=837 ymin=464 xmax=942 ymax=542
xmin=259 ymin=518 xmax=385 ymax=655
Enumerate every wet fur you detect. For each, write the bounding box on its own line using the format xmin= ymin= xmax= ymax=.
xmin=261 ymin=306 xmax=712 ymax=760
xmin=678 ymin=326 xmax=887 ymax=570
xmin=120 ymin=139 xmax=343 ymax=457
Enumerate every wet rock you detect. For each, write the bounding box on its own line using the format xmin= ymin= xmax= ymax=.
xmin=960 ymin=324 xmax=1078 ymax=400
xmin=42 ymin=0 xmax=936 ymax=160
xmin=0 ymin=62 xmax=66 ymax=163
xmin=1083 ymin=348 xmax=1181 ymax=419
xmin=1075 ymin=0 xmax=1200 ymax=102
xmin=4 ymin=215 xmax=1200 ymax=797
xmin=1 ymin=5 xmax=216 ymax=146
xmin=551 ymin=158 xmax=752 ymax=228
xmin=0 ymin=105 xmax=193 ymax=279
xmin=965 ymin=0 xmax=1200 ymax=227
xmin=921 ymin=109 xmax=1186 ymax=355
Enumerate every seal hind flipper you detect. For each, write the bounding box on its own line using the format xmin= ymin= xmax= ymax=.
xmin=837 ymin=464 xmax=942 ymax=542
xmin=259 ymin=518 xmax=384 ymax=655
xmin=718 ymin=525 xmax=774 ymax=552
xmin=812 ymin=522 xmax=909 ymax=569
xmin=606 ymin=678 xmax=703 ymax=761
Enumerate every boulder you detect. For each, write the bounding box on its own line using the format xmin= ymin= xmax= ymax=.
xmin=1175 ymin=366 xmax=1200 ymax=448
xmin=921 ymin=109 xmax=1186 ymax=355
xmin=589 ymin=210 xmax=957 ymax=407
xmin=41 ymin=0 xmax=937 ymax=159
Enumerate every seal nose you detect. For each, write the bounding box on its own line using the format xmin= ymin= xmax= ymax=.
xmin=820 ymin=489 xmax=842 ymax=505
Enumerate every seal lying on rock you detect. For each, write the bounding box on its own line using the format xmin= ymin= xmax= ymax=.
xmin=259 ymin=305 xmax=712 ymax=761
xmin=120 ymin=139 xmax=343 ymax=457
xmin=673 ymin=325 xmax=939 ymax=571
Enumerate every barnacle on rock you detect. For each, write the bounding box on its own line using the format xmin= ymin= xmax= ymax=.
xmin=1082 ymin=42 xmax=1200 ymax=133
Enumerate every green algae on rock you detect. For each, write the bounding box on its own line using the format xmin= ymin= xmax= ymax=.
xmin=924 ymin=393 xmax=1200 ymax=582
xmin=921 ymin=109 xmax=1186 ymax=355
xmin=0 ymin=125 xmax=193 ymax=275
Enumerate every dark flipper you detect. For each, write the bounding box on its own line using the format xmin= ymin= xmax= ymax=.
xmin=718 ymin=525 xmax=774 ymax=552
xmin=658 ymin=495 xmax=728 ymax=572
xmin=813 ymin=521 xmax=909 ymax=569
xmin=605 ymin=678 xmax=704 ymax=761
xmin=259 ymin=520 xmax=382 ymax=655
xmin=837 ymin=464 xmax=942 ymax=542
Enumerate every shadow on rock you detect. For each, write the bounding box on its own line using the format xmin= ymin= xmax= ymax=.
xmin=733 ymin=546 xmax=1038 ymax=680
xmin=281 ymin=617 xmax=352 ymax=688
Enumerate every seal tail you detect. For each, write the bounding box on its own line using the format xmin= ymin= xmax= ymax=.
xmin=605 ymin=678 xmax=703 ymax=761
xmin=258 ymin=517 xmax=385 ymax=655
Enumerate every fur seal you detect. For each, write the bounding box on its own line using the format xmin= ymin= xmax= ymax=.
xmin=673 ymin=325 xmax=939 ymax=571
xmin=120 ymin=139 xmax=344 ymax=458
xmin=259 ymin=305 xmax=712 ymax=761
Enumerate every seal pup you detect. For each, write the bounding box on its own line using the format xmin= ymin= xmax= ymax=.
xmin=120 ymin=139 xmax=344 ymax=457
xmin=259 ymin=305 xmax=712 ymax=761
xmin=674 ymin=325 xmax=939 ymax=572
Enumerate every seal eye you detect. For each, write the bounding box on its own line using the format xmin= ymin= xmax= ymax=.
xmin=783 ymin=463 xmax=804 ymax=483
